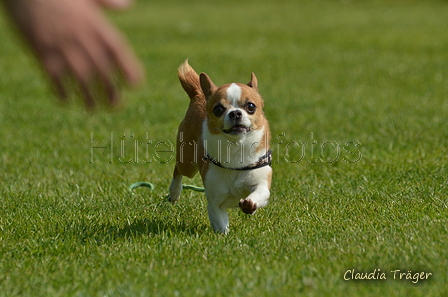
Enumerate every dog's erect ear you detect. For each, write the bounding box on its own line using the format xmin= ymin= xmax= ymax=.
xmin=247 ymin=72 xmax=258 ymax=91
xmin=200 ymin=73 xmax=217 ymax=100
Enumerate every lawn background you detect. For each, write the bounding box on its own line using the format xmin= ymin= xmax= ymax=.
xmin=0 ymin=0 xmax=447 ymax=296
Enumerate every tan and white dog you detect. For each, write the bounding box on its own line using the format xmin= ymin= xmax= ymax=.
xmin=168 ymin=60 xmax=272 ymax=234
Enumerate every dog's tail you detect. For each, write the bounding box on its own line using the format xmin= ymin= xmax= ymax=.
xmin=178 ymin=59 xmax=204 ymax=102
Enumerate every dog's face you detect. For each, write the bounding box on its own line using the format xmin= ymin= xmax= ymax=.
xmin=200 ymin=72 xmax=266 ymax=137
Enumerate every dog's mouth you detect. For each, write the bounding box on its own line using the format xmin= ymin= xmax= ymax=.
xmin=222 ymin=125 xmax=250 ymax=135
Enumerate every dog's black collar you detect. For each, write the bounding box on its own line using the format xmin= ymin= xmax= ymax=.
xmin=203 ymin=150 xmax=272 ymax=171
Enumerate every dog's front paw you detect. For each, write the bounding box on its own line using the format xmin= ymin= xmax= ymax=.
xmin=239 ymin=198 xmax=257 ymax=214
xmin=166 ymin=194 xmax=177 ymax=204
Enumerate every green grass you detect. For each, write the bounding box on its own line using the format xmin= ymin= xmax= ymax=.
xmin=1 ymin=0 xmax=447 ymax=296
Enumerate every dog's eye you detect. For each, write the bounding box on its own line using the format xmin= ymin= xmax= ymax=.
xmin=213 ymin=104 xmax=226 ymax=117
xmin=245 ymin=102 xmax=256 ymax=114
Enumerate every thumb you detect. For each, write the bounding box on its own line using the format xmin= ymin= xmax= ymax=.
xmin=95 ymin=0 xmax=133 ymax=9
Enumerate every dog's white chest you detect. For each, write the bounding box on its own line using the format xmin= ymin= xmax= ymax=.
xmin=230 ymin=172 xmax=253 ymax=197
xmin=208 ymin=167 xmax=250 ymax=193
xmin=204 ymin=165 xmax=269 ymax=209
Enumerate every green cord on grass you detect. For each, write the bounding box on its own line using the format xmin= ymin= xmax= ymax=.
xmin=129 ymin=182 xmax=205 ymax=193
xmin=182 ymin=185 xmax=205 ymax=192
xmin=129 ymin=182 xmax=155 ymax=192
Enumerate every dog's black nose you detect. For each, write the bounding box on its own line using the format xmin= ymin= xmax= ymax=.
xmin=229 ymin=110 xmax=243 ymax=121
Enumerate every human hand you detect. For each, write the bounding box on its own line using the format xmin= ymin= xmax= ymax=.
xmin=3 ymin=0 xmax=143 ymax=107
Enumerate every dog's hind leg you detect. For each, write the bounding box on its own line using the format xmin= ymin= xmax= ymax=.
xmin=168 ymin=166 xmax=183 ymax=203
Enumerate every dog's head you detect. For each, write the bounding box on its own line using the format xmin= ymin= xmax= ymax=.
xmin=200 ymin=72 xmax=267 ymax=138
